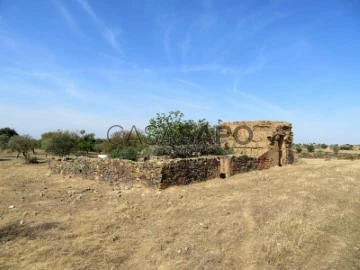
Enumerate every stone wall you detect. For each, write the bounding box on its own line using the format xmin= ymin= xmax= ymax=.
xmin=159 ymin=157 xmax=220 ymax=188
xmin=49 ymin=120 xmax=295 ymax=188
xmin=49 ymin=153 xmax=287 ymax=188
xmin=220 ymin=120 xmax=294 ymax=167
xmin=49 ymin=158 xmax=164 ymax=185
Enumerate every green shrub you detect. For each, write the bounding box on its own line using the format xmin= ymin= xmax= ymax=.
xmin=333 ymin=146 xmax=340 ymax=154
xmin=109 ymin=147 xmax=138 ymax=161
xmin=306 ymin=144 xmax=315 ymax=153
xmin=295 ymin=145 xmax=302 ymax=153
xmin=316 ymin=150 xmax=325 ymax=158
xmin=42 ymin=130 xmax=79 ymax=157
xmin=7 ymin=134 xmax=36 ymax=159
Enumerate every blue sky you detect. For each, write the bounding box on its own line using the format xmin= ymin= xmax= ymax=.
xmin=0 ymin=0 xmax=359 ymax=144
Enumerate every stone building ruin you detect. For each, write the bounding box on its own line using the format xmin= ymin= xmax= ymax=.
xmin=218 ymin=121 xmax=294 ymax=178
xmin=50 ymin=120 xmax=294 ymax=188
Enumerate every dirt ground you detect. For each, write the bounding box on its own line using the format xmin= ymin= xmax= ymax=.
xmin=0 ymin=153 xmax=359 ymax=270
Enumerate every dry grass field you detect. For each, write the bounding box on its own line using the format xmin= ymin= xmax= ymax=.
xmin=0 ymin=153 xmax=359 ymax=270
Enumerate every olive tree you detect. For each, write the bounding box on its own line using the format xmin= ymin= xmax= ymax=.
xmin=42 ymin=130 xmax=79 ymax=157
xmin=146 ymin=111 xmax=220 ymax=158
xmin=7 ymin=135 xmax=36 ymax=159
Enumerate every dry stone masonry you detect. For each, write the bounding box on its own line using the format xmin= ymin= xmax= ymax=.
xmin=49 ymin=121 xmax=294 ymax=188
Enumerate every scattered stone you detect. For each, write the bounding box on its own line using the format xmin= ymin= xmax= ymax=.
xmin=199 ymin=223 xmax=208 ymax=229
xmin=8 ymin=205 xmax=15 ymax=209
xmin=40 ymin=192 xmax=44 ymax=197
xmin=19 ymin=220 xmax=24 ymax=225
xmin=112 ymin=235 xmax=119 ymax=242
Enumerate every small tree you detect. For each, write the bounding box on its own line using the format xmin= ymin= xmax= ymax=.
xmin=320 ymin=144 xmax=328 ymax=149
xmin=295 ymin=145 xmax=302 ymax=153
xmin=0 ymin=127 xmax=18 ymax=138
xmin=77 ymin=131 xmax=96 ymax=153
xmin=0 ymin=134 xmax=8 ymax=150
xmin=42 ymin=131 xmax=79 ymax=157
xmin=7 ymin=135 xmax=36 ymax=160
xmin=333 ymin=146 xmax=340 ymax=154
xmin=147 ymin=111 xmax=218 ymax=158
xmin=306 ymin=144 xmax=315 ymax=153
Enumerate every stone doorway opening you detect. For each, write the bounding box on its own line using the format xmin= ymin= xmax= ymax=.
xmin=278 ymin=135 xmax=285 ymax=166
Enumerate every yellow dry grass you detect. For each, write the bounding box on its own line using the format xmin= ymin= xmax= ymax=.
xmin=0 ymin=152 xmax=359 ymax=269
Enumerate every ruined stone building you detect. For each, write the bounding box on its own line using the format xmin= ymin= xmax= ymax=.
xmin=51 ymin=120 xmax=294 ymax=188
xmin=218 ymin=121 xmax=294 ymax=178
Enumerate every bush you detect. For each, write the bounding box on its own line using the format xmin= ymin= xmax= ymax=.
xmin=0 ymin=134 xmax=8 ymax=150
xmin=316 ymin=150 xmax=325 ymax=158
xmin=339 ymin=144 xmax=353 ymax=150
xmin=42 ymin=131 xmax=79 ymax=157
xmin=109 ymin=147 xmax=138 ymax=161
xmin=147 ymin=111 xmax=218 ymax=158
xmin=306 ymin=144 xmax=315 ymax=153
xmin=295 ymin=145 xmax=302 ymax=153
xmin=333 ymin=146 xmax=340 ymax=154
xmin=0 ymin=127 xmax=18 ymax=138
xmin=7 ymin=135 xmax=36 ymax=160
xmin=320 ymin=144 xmax=328 ymax=149
xmin=77 ymin=132 xmax=96 ymax=153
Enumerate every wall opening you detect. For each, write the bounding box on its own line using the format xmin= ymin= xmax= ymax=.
xmin=278 ymin=135 xmax=285 ymax=166
xmin=220 ymin=173 xmax=226 ymax=179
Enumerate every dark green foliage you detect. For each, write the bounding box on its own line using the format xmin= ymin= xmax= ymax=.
xmin=0 ymin=134 xmax=8 ymax=150
xmin=147 ymin=111 xmax=218 ymax=158
xmin=77 ymin=132 xmax=96 ymax=153
xmin=306 ymin=144 xmax=315 ymax=153
xmin=7 ymin=134 xmax=36 ymax=160
xmin=42 ymin=130 xmax=79 ymax=157
xmin=339 ymin=144 xmax=353 ymax=150
xmin=0 ymin=127 xmax=18 ymax=138
xmin=0 ymin=128 xmax=19 ymax=149
xmin=295 ymin=145 xmax=303 ymax=153
xmin=333 ymin=146 xmax=340 ymax=154
xmin=320 ymin=144 xmax=328 ymax=149
xmin=109 ymin=146 xmax=138 ymax=161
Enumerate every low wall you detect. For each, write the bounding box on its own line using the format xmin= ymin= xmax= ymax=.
xmin=49 ymin=158 xmax=164 ymax=185
xmin=49 ymin=150 xmax=292 ymax=188
xmin=159 ymin=158 xmax=220 ymax=188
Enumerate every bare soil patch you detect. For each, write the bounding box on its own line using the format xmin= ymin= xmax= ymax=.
xmin=0 ymin=154 xmax=359 ymax=269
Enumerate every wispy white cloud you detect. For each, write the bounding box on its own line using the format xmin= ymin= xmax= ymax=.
xmin=165 ymin=64 xmax=242 ymax=74
xmin=232 ymin=81 xmax=289 ymax=115
xmin=146 ymin=93 xmax=209 ymax=110
xmin=244 ymin=55 xmax=268 ymax=74
xmin=52 ymin=0 xmax=81 ymax=34
xmin=179 ymin=32 xmax=191 ymax=59
xmin=174 ymin=78 xmax=205 ymax=90
xmin=2 ymin=67 xmax=99 ymax=102
xmin=76 ymin=0 xmax=123 ymax=55
xmin=163 ymin=25 xmax=173 ymax=63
